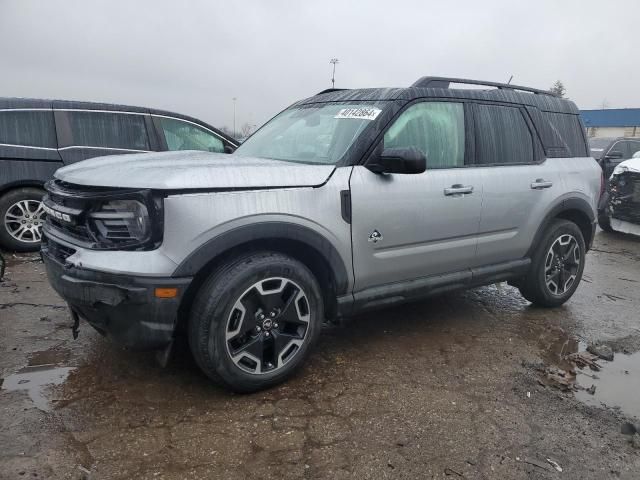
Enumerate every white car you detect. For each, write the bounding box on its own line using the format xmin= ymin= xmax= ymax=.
xmin=600 ymin=155 xmax=640 ymax=236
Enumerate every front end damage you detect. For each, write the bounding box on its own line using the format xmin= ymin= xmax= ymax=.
xmin=608 ymin=166 xmax=640 ymax=236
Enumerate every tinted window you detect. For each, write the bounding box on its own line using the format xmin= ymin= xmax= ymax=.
xmin=474 ymin=105 xmax=533 ymax=165
xmin=67 ymin=111 xmax=149 ymax=150
xmin=0 ymin=110 xmax=57 ymax=148
xmin=157 ymin=117 xmax=224 ymax=153
xmin=544 ymin=112 xmax=587 ymax=157
xmin=629 ymin=141 xmax=640 ymax=157
xmin=609 ymin=141 xmax=629 ymax=158
xmin=383 ymin=102 xmax=465 ymax=168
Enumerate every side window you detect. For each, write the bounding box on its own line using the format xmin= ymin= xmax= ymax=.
xmin=474 ymin=104 xmax=534 ymax=165
xmin=157 ymin=117 xmax=225 ymax=153
xmin=629 ymin=141 xmax=640 ymax=158
xmin=66 ymin=111 xmax=149 ymax=150
xmin=0 ymin=110 xmax=57 ymax=148
xmin=543 ymin=112 xmax=587 ymax=157
xmin=609 ymin=141 xmax=629 ymax=158
xmin=383 ymin=102 xmax=465 ymax=168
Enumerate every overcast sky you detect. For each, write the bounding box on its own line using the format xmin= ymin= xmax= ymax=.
xmin=1 ymin=0 xmax=638 ymax=131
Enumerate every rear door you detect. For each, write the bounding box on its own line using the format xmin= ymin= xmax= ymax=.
xmin=54 ymin=109 xmax=152 ymax=164
xmin=472 ymin=103 xmax=561 ymax=265
xmin=350 ymin=100 xmax=483 ymax=292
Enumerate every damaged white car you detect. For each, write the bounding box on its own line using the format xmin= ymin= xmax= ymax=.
xmin=599 ymin=153 xmax=640 ymax=236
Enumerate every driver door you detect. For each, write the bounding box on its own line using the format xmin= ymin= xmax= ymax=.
xmin=349 ymin=101 xmax=482 ymax=292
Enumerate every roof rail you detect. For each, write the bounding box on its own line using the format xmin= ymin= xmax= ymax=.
xmin=315 ymin=88 xmax=348 ymax=95
xmin=411 ymin=77 xmax=554 ymax=96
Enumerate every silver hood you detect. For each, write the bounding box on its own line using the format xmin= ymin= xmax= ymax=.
xmin=54 ymin=151 xmax=336 ymax=190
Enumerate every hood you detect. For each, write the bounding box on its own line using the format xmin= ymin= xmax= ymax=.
xmin=612 ymin=157 xmax=640 ymax=176
xmin=54 ymin=151 xmax=336 ymax=190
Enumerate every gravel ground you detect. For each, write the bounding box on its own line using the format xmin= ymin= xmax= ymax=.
xmin=1 ymin=230 xmax=640 ymax=479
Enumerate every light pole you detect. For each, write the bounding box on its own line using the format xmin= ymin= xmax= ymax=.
xmin=232 ymin=97 xmax=237 ymax=138
xmin=330 ymin=58 xmax=339 ymax=88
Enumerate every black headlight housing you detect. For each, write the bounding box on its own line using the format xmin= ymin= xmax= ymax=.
xmin=43 ymin=180 xmax=164 ymax=251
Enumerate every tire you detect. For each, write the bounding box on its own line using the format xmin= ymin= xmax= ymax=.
xmin=519 ymin=219 xmax=586 ymax=308
xmin=597 ymin=211 xmax=614 ymax=233
xmin=0 ymin=187 xmax=45 ymax=252
xmin=188 ymin=251 xmax=323 ymax=393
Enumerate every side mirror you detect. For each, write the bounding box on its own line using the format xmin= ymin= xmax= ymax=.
xmin=605 ymin=150 xmax=624 ymax=160
xmin=224 ymin=145 xmax=236 ymax=154
xmin=366 ymin=147 xmax=426 ymax=174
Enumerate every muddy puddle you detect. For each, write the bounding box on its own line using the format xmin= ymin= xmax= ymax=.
xmin=537 ymin=327 xmax=640 ymax=420
xmin=1 ymin=347 xmax=74 ymax=411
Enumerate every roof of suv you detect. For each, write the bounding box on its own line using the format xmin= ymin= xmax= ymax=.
xmin=297 ymin=77 xmax=579 ymax=115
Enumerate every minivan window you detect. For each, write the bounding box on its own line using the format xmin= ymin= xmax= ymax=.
xmin=383 ymin=102 xmax=465 ymax=168
xmin=234 ymin=103 xmax=386 ymax=165
xmin=474 ymin=104 xmax=534 ymax=165
xmin=157 ymin=117 xmax=224 ymax=153
xmin=67 ymin=111 xmax=149 ymax=150
xmin=0 ymin=110 xmax=57 ymax=148
xmin=544 ymin=112 xmax=587 ymax=157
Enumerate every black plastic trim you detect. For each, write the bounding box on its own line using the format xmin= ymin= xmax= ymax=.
xmin=340 ymin=190 xmax=351 ymax=224
xmin=172 ymin=222 xmax=350 ymax=295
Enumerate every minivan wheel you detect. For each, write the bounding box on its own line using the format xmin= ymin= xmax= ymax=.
xmin=188 ymin=251 xmax=323 ymax=392
xmin=0 ymin=188 xmax=46 ymax=252
xmin=519 ymin=219 xmax=586 ymax=308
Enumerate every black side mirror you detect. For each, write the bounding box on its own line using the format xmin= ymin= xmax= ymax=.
xmin=605 ymin=150 xmax=624 ymax=160
xmin=224 ymin=145 xmax=236 ymax=154
xmin=366 ymin=147 xmax=426 ymax=174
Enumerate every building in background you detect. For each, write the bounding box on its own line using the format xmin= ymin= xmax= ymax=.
xmin=580 ymin=108 xmax=640 ymax=138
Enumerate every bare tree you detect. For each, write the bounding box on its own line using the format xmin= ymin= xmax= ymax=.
xmin=549 ymin=80 xmax=566 ymax=98
xmin=219 ymin=126 xmax=234 ymax=137
xmin=240 ymin=122 xmax=254 ymax=138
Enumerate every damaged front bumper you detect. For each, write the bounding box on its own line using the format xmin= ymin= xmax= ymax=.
xmin=608 ymin=168 xmax=640 ymax=236
xmin=42 ymin=246 xmax=192 ymax=350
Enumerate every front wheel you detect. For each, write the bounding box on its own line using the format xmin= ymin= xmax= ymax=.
xmin=188 ymin=251 xmax=323 ymax=392
xmin=0 ymin=187 xmax=46 ymax=252
xmin=519 ymin=220 xmax=586 ymax=308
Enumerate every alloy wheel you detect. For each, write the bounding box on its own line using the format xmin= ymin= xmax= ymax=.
xmin=225 ymin=277 xmax=311 ymax=374
xmin=544 ymin=234 xmax=580 ymax=296
xmin=4 ymin=200 xmax=45 ymax=244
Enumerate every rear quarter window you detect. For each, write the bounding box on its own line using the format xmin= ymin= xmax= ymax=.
xmin=543 ymin=112 xmax=587 ymax=157
xmin=66 ymin=111 xmax=150 ymax=150
xmin=0 ymin=110 xmax=57 ymax=148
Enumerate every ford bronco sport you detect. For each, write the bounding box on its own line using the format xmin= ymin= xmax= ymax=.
xmin=42 ymin=77 xmax=601 ymax=392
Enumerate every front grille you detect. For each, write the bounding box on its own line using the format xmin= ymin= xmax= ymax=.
xmin=610 ymin=171 xmax=640 ymax=224
xmin=43 ymin=179 xmax=161 ymax=251
xmin=43 ymin=236 xmax=76 ymax=263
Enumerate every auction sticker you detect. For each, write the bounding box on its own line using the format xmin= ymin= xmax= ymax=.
xmin=335 ymin=107 xmax=382 ymax=121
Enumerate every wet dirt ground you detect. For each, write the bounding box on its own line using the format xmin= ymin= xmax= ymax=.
xmin=1 ymin=230 xmax=640 ymax=479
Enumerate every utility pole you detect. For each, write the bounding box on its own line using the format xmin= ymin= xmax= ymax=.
xmin=232 ymin=97 xmax=237 ymax=138
xmin=330 ymin=58 xmax=339 ymax=88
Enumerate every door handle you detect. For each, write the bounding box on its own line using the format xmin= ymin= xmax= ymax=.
xmin=530 ymin=179 xmax=553 ymax=190
xmin=444 ymin=184 xmax=474 ymax=196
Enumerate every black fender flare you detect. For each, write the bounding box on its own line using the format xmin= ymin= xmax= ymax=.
xmin=526 ymin=197 xmax=596 ymax=257
xmin=172 ymin=222 xmax=350 ymax=295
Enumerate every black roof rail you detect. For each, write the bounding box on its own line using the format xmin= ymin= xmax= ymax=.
xmin=315 ymin=88 xmax=349 ymax=95
xmin=411 ymin=76 xmax=555 ymax=96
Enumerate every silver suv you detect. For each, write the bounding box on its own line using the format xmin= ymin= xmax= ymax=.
xmin=42 ymin=77 xmax=601 ymax=392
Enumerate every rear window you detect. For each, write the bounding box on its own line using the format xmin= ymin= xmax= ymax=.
xmin=67 ymin=111 xmax=149 ymax=150
xmin=0 ymin=110 xmax=57 ymax=148
xmin=474 ymin=104 xmax=534 ymax=165
xmin=544 ymin=112 xmax=587 ymax=157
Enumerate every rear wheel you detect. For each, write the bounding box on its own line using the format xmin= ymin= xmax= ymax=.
xmin=0 ymin=188 xmax=45 ymax=252
xmin=519 ymin=220 xmax=586 ymax=307
xmin=188 ymin=251 xmax=323 ymax=392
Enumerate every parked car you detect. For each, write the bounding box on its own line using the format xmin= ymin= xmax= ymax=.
xmin=588 ymin=136 xmax=640 ymax=179
xmin=0 ymin=98 xmax=238 ymax=251
xmin=598 ymin=155 xmax=640 ymax=235
xmin=42 ymin=77 xmax=601 ymax=392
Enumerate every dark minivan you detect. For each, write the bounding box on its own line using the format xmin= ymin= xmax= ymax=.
xmin=0 ymin=98 xmax=238 ymax=251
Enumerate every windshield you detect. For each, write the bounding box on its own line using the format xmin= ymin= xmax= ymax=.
xmin=588 ymin=137 xmax=613 ymax=159
xmin=234 ymin=103 xmax=386 ymax=165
